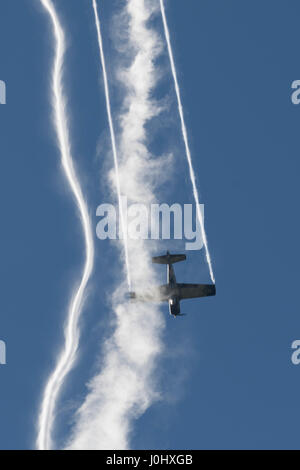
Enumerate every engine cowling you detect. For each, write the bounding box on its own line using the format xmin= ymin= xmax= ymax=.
xmin=169 ymin=296 xmax=180 ymax=316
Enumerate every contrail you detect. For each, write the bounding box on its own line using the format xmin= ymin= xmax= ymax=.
xmin=92 ymin=0 xmax=131 ymax=289
xmin=66 ymin=0 xmax=166 ymax=450
xmin=159 ymin=0 xmax=215 ymax=284
xmin=37 ymin=0 xmax=94 ymax=450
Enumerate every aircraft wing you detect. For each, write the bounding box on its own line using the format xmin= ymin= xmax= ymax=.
xmin=129 ymin=284 xmax=171 ymax=302
xmin=178 ymin=283 xmax=216 ymax=300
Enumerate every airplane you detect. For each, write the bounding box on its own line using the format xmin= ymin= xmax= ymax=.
xmin=129 ymin=251 xmax=216 ymax=317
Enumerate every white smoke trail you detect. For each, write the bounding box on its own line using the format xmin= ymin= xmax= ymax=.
xmin=37 ymin=0 xmax=94 ymax=450
xmin=92 ymin=0 xmax=131 ymax=289
xmin=66 ymin=0 xmax=166 ymax=450
xmin=159 ymin=0 xmax=215 ymax=284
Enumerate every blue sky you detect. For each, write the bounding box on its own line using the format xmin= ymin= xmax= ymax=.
xmin=1 ymin=0 xmax=300 ymax=450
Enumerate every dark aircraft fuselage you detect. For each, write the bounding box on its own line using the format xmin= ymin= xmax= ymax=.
xmin=167 ymin=262 xmax=181 ymax=316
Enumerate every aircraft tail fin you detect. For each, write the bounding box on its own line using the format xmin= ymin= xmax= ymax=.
xmin=152 ymin=252 xmax=186 ymax=265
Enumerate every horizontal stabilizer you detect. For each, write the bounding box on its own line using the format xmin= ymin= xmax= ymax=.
xmin=152 ymin=252 xmax=186 ymax=265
